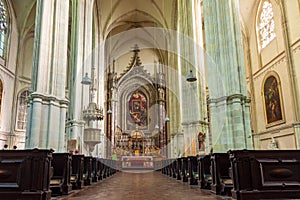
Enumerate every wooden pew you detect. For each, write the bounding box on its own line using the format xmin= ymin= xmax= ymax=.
xmin=91 ymin=157 xmax=98 ymax=182
xmin=97 ymin=158 xmax=104 ymax=180
xmin=229 ymin=149 xmax=300 ymax=200
xmin=211 ymin=153 xmax=233 ymax=196
xmin=176 ymin=158 xmax=182 ymax=180
xmin=171 ymin=159 xmax=177 ymax=178
xmin=198 ymin=154 xmax=212 ymax=189
xmin=110 ymin=160 xmax=117 ymax=175
xmin=188 ymin=156 xmax=198 ymax=185
xmin=50 ymin=153 xmax=72 ymax=195
xmin=0 ymin=149 xmax=53 ymax=200
xmin=166 ymin=159 xmax=172 ymax=176
xmin=102 ymin=159 xmax=110 ymax=178
xmin=71 ymin=155 xmax=84 ymax=189
xmin=83 ymin=156 xmax=92 ymax=186
xmin=181 ymin=157 xmax=188 ymax=182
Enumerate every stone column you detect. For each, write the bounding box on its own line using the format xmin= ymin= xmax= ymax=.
xmin=203 ymin=0 xmax=252 ymax=152
xmin=26 ymin=0 xmax=69 ymax=151
xmin=178 ymin=0 xmax=207 ymax=156
xmin=66 ymin=0 xmax=95 ymax=154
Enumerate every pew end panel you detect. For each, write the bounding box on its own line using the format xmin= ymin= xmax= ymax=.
xmin=71 ymin=155 xmax=84 ymax=189
xmin=0 ymin=149 xmax=53 ymax=200
xmin=83 ymin=156 xmax=92 ymax=186
xmin=211 ymin=153 xmax=233 ymax=196
xmin=229 ymin=150 xmax=300 ymax=200
xmin=50 ymin=153 xmax=72 ymax=196
xmin=198 ymin=155 xmax=212 ymax=189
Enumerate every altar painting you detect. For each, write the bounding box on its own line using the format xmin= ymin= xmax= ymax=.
xmin=128 ymin=91 xmax=148 ymax=128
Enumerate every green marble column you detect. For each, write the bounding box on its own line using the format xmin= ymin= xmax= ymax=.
xmin=203 ymin=0 xmax=252 ymax=152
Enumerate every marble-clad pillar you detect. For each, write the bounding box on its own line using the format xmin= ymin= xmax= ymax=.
xmin=26 ymin=0 xmax=69 ymax=151
xmin=203 ymin=0 xmax=252 ymax=152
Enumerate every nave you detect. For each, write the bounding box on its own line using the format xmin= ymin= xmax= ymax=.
xmin=52 ymin=171 xmax=226 ymax=200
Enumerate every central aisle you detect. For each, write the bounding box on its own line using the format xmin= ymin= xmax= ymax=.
xmin=56 ymin=171 xmax=229 ymax=200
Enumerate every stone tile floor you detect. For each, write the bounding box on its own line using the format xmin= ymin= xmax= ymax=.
xmin=52 ymin=171 xmax=231 ymax=200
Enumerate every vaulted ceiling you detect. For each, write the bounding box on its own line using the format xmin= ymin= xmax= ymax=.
xmin=95 ymin=0 xmax=175 ymax=39
xmin=9 ymin=0 xmax=259 ymax=40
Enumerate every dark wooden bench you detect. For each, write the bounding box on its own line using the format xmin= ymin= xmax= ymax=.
xmin=91 ymin=157 xmax=98 ymax=182
xmin=198 ymin=154 xmax=212 ymax=189
xmin=50 ymin=153 xmax=72 ymax=195
xmin=161 ymin=159 xmax=167 ymax=175
xmin=165 ymin=159 xmax=173 ymax=177
xmin=83 ymin=156 xmax=92 ymax=186
xmin=102 ymin=159 xmax=109 ymax=178
xmin=176 ymin=158 xmax=182 ymax=180
xmin=71 ymin=155 xmax=84 ymax=189
xmin=229 ymin=149 xmax=300 ymax=200
xmin=181 ymin=157 xmax=188 ymax=182
xmin=97 ymin=158 xmax=104 ymax=180
xmin=211 ymin=153 xmax=233 ymax=195
xmin=171 ymin=159 xmax=177 ymax=178
xmin=188 ymin=156 xmax=198 ymax=185
xmin=0 ymin=149 xmax=53 ymax=200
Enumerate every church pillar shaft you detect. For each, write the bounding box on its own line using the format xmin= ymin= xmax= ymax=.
xmin=26 ymin=0 xmax=69 ymax=151
xmin=67 ymin=0 xmax=95 ymax=154
xmin=203 ymin=0 xmax=252 ymax=152
xmin=178 ymin=0 xmax=207 ymax=156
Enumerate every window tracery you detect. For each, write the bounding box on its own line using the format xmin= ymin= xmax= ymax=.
xmin=17 ymin=90 xmax=30 ymax=130
xmin=0 ymin=0 xmax=8 ymax=58
xmin=258 ymin=1 xmax=276 ymax=49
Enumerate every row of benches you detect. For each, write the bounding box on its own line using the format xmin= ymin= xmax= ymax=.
xmin=0 ymin=149 xmax=117 ymax=200
xmin=162 ymin=149 xmax=300 ymax=200
xmin=51 ymin=153 xmax=116 ymax=196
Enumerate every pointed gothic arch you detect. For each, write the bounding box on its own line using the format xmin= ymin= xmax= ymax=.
xmin=256 ymin=0 xmax=276 ymax=51
xmin=16 ymin=89 xmax=30 ymax=130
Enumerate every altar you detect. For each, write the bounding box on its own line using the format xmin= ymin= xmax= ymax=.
xmin=121 ymin=156 xmax=153 ymax=170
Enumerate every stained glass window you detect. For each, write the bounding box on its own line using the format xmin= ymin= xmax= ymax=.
xmin=0 ymin=0 xmax=7 ymax=57
xmin=258 ymin=1 xmax=276 ymax=49
xmin=17 ymin=90 xmax=30 ymax=130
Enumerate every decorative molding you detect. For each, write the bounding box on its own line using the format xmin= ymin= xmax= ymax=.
xmin=253 ymin=54 xmax=286 ymax=81
xmin=208 ymin=94 xmax=248 ymax=105
xmin=181 ymin=120 xmax=209 ymax=126
xmin=0 ymin=65 xmax=14 ymax=79
xmin=291 ymin=39 xmax=300 ymax=53
xmin=252 ymin=123 xmax=294 ymax=136
xmin=29 ymin=92 xmax=69 ymax=106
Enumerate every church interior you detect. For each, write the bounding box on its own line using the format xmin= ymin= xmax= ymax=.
xmin=0 ymin=0 xmax=300 ymax=199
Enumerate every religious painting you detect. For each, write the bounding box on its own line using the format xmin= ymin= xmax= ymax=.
xmin=128 ymin=90 xmax=148 ymax=128
xmin=263 ymin=76 xmax=283 ymax=124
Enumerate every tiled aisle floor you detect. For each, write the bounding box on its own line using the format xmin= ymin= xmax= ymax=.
xmin=54 ymin=171 xmax=230 ymax=200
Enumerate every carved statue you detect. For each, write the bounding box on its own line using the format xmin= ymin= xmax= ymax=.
xmin=198 ymin=132 xmax=206 ymax=151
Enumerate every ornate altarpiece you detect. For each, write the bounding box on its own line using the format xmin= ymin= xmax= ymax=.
xmin=106 ymin=45 xmax=167 ymax=157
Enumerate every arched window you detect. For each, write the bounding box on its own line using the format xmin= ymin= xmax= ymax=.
xmin=257 ymin=0 xmax=276 ymax=50
xmin=263 ymin=76 xmax=283 ymax=124
xmin=16 ymin=90 xmax=29 ymax=130
xmin=0 ymin=79 xmax=3 ymax=122
xmin=0 ymin=0 xmax=8 ymax=58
